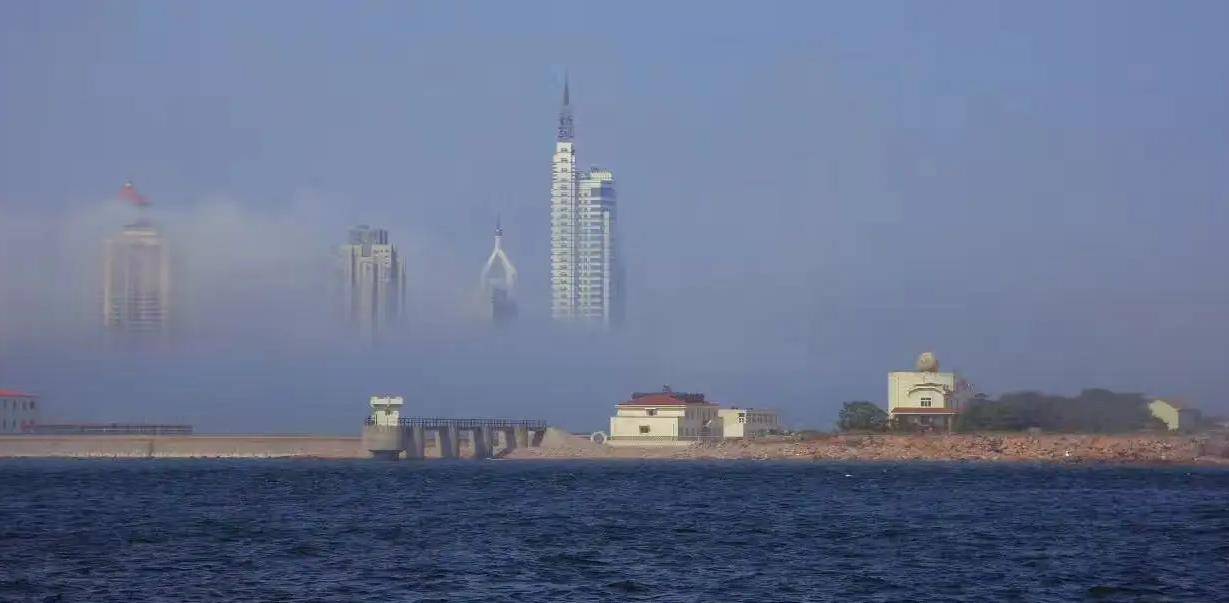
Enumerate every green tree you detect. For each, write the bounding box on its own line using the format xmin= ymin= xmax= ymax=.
xmin=955 ymin=389 xmax=1157 ymax=433
xmin=838 ymin=401 xmax=888 ymax=432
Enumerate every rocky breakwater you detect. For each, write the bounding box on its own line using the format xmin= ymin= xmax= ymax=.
xmin=507 ymin=433 xmax=1229 ymax=466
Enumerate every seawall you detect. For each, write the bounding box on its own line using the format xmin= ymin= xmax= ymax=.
xmin=0 ymin=435 xmax=367 ymax=459
xmin=507 ymin=433 xmax=1229 ymax=466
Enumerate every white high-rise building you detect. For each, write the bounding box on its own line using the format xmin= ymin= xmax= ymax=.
xmin=103 ymin=181 xmax=170 ymax=334
xmin=550 ymin=77 xmax=621 ymax=327
xmin=577 ymin=168 xmax=620 ymax=325
xmin=340 ymin=225 xmax=406 ymax=340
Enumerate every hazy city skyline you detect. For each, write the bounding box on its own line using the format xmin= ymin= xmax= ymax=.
xmin=1 ymin=1 xmax=1228 ymax=434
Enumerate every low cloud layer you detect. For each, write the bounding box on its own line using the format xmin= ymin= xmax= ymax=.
xmin=2 ymin=2 xmax=1228 ymax=433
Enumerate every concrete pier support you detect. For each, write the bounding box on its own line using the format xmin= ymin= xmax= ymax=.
xmin=439 ymin=426 xmax=460 ymax=459
xmin=471 ymin=427 xmax=492 ymax=459
xmin=363 ymin=418 xmax=546 ymax=462
xmin=361 ymin=424 xmax=404 ymax=460
xmin=498 ymin=428 xmax=516 ymax=455
xmin=404 ymin=426 xmax=426 ymax=460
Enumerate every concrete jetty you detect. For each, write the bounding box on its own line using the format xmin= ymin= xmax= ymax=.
xmin=0 ymin=435 xmax=366 ymax=459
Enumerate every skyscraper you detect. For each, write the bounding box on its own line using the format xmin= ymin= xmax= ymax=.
xmin=103 ymin=181 xmax=170 ymax=334
xmin=549 ymin=77 xmax=621 ymax=327
xmin=550 ymin=77 xmax=579 ymax=321
xmin=339 ymin=225 xmax=406 ymax=340
xmin=577 ymin=167 xmax=620 ymax=326
xmin=479 ymin=217 xmax=518 ymax=326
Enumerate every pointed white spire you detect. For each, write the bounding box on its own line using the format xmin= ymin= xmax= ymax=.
xmin=481 ymin=217 xmax=517 ymax=293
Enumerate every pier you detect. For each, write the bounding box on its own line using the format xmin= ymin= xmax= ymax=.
xmin=362 ymin=417 xmax=548 ymax=460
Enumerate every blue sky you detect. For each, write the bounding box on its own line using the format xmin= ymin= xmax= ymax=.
xmin=1 ymin=1 xmax=1227 ymax=432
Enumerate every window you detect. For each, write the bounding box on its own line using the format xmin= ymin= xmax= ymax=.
xmin=639 ymin=426 xmax=650 ymax=434
xmin=920 ymin=397 xmax=933 ymax=408
xmin=646 ymin=409 xmax=657 ymax=416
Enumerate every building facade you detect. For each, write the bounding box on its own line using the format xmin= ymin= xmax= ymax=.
xmin=479 ymin=219 xmax=518 ymax=326
xmin=1149 ymin=399 xmax=1201 ymax=431
xmin=609 ymin=388 xmax=722 ymax=444
xmin=576 ymin=168 xmax=620 ymax=325
xmin=340 ymin=225 xmax=406 ymax=340
xmin=0 ymin=390 xmax=38 ymax=434
xmin=103 ymin=220 xmax=171 ymax=334
xmin=550 ymin=78 xmax=621 ymax=327
xmin=888 ymin=352 xmax=973 ymax=431
xmin=718 ymin=408 xmax=781 ymax=438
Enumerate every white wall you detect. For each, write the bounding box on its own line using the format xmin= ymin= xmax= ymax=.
xmin=719 ymin=408 xmax=780 ymax=438
xmin=611 ymin=403 xmax=723 ymax=439
xmin=888 ymin=372 xmax=959 ymax=411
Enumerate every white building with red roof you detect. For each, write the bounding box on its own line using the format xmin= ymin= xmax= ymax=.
xmin=0 ymin=389 xmax=38 ymax=434
xmin=608 ymin=387 xmax=722 ymax=445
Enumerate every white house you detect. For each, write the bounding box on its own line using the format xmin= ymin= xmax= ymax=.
xmin=609 ymin=388 xmax=721 ymax=445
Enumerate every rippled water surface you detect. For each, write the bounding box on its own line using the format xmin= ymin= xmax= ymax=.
xmin=1 ymin=460 xmax=1227 ymax=602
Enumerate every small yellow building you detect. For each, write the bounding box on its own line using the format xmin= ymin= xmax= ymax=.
xmin=1149 ymin=399 xmax=1201 ymax=432
xmin=718 ymin=408 xmax=781 ymax=438
xmin=609 ymin=388 xmax=722 ymax=445
xmin=888 ymin=352 xmax=973 ymax=431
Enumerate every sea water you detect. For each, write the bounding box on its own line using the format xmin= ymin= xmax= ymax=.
xmin=1 ymin=460 xmax=1226 ymax=601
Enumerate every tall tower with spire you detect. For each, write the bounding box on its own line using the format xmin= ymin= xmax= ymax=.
xmin=480 ymin=217 xmax=518 ymax=326
xmin=550 ymin=75 xmax=579 ymax=321
xmin=549 ymin=76 xmax=621 ymax=327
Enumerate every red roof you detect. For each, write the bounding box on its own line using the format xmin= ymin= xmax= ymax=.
xmin=0 ymin=389 xmax=35 ymax=398
xmin=119 ymin=180 xmax=150 ymax=207
xmin=890 ymin=407 xmax=959 ymax=415
xmin=619 ymin=393 xmax=715 ymax=406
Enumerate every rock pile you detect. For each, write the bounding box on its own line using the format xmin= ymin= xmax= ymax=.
xmin=505 ymin=433 xmax=1229 ymax=466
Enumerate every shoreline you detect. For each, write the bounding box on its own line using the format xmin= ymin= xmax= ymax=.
xmin=506 ymin=433 xmax=1229 ymax=467
xmin=2 ymin=433 xmax=1227 ymax=467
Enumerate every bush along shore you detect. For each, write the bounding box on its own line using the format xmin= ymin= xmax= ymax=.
xmin=506 ymin=433 xmax=1229 ymax=466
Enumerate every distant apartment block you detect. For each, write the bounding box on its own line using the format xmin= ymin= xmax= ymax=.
xmin=340 ymin=225 xmax=406 ymax=339
xmin=103 ymin=220 xmax=171 ymax=334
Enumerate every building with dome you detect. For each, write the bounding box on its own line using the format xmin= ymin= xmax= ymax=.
xmin=888 ymin=352 xmax=974 ymax=431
